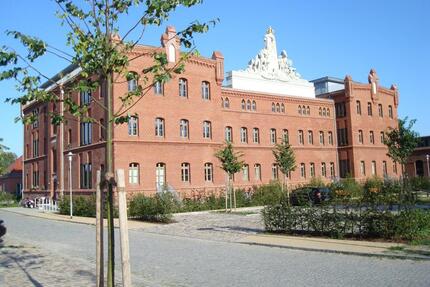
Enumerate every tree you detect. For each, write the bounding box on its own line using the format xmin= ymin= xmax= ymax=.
xmin=272 ymin=137 xmax=296 ymax=204
xmin=0 ymin=139 xmax=17 ymax=175
xmin=0 ymin=1 xmax=216 ymax=286
xmin=384 ymin=117 xmax=419 ymax=178
xmin=215 ymin=141 xmax=244 ymax=211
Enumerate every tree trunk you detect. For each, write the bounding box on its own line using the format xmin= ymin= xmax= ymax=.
xmin=229 ymin=175 xmax=233 ymax=212
xmin=285 ymin=173 xmax=290 ymax=206
xmin=225 ymin=177 xmax=228 ymax=213
xmin=233 ymin=185 xmax=237 ymax=210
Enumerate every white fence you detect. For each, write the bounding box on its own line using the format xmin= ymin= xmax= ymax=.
xmin=35 ymin=197 xmax=59 ymax=212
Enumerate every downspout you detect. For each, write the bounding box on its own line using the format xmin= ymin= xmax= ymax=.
xmin=59 ymin=85 xmax=65 ymax=198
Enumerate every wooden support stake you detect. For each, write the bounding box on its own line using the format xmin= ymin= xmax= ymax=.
xmin=96 ymin=170 xmax=104 ymax=287
xmin=116 ymin=169 xmax=132 ymax=287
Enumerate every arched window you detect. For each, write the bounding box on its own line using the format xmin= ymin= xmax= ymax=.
xmin=254 ymin=164 xmax=261 ymax=181
xmin=298 ymin=130 xmax=304 ymax=145
xmin=300 ymin=163 xmax=306 ymax=178
xmin=242 ymin=164 xmax=249 ymax=181
xmin=204 ymin=163 xmax=213 ymax=182
xmin=306 ymin=106 xmax=310 ymax=115
xmin=378 ymin=104 xmax=383 ymax=117
xmin=179 ymin=78 xmax=188 ymax=97
xmin=328 ymin=131 xmax=333 ymax=145
xmin=224 ymin=97 xmax=230 ymax=108
xmin=241 ymin=99 xmax=246 ymax=110
xmin=155 ymin=117 xmax=165 ymax=137
xmin=319 ymin=107 xmax=322 ymax=116
xmin=310 ymin=163 xmax=315 ymax=177
xmin=270 ymin=128 xmax=277 ymax=144
xmin=298 ymin=105 xmax=302 ymax=114
xmin=225 ymin=126 xmax=233 ymax=142
xmin=282 ymin=129 xmax=289 ymax=143
xmin=253 ymin=128 xmax=260 ymax=143
xmin=181 ymin=162 xmax=190 ymax=182
xmin=326 ymin=108 xmax=330 ymax=117
xmin=358 ymin=130 xmax=363 ymax=144
xmin=252 ymin=100 xmax=257 ymax=111
xmin=129 ymin=163 xmax=139 ymax=184
xmin=201 ymin=81 xmax=210 ymax=100
xmin=154 ymin=81 xmax=163 ymax=95
xmin=246 ymin=100 xmax=251 ymax=110
xmin=308 ymin=130 xmax=313 ymax=144
xmin=388 ymin=105 xmax=393 ymax=119
xmin=281 ymin=103 xmax=285 ymax=113
xmin=356 ymin=101 xmax=361 ymax=115
xmin=128 ymin=116 xmax=138 ymax=136
xmin=319 ymin=131 xmax=324 ymax=145
xmin=276 ymin=103 xmax=280 ymax=113
xmin=271 ymin=164 xmax=279 ymax=180
xmin=240 ymin=127 xmax=248 ymax=143
xmin=127 ymin=72 xmax=138 ymax=92
xmin=322 ymin=108 xmax=326 ymax=117
xmin=367 ymin=102 xmax=372 ymax=116
xmin=272 ymin=103 xmax=276 ymax=112
xmin=156 ymin=163 xmax=166 ymax=190
xmin=179 ymin=119 xmax=189 ymax=138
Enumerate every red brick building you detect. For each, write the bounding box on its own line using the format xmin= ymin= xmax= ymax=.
xmin=0 ymin=156 xmax=23 ymax=197
xmin=21 ymin=27 xmax=399 ymax=199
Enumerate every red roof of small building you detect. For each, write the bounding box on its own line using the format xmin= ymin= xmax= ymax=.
xmin=6 ymin=156 xmax=23 ymax=174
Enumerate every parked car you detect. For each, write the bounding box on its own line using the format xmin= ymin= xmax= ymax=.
xmin=290 ymin=187 xmax=331 ymax=206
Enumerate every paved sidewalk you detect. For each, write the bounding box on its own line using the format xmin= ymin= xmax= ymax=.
xmin=3 ymin=207 xmax=430 ymax=260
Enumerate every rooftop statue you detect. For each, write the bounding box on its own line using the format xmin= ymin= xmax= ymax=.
xmin=245 ymin=27 xmax=301 ymax=81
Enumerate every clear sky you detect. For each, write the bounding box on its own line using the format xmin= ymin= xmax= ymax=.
xmin=1 ymin=0 xmax=429 ymax=155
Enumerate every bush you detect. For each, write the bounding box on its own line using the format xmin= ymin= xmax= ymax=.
xmin=0 ymin=192 xmax=17 ymax=207
xmin=59 ymin=195 xmax=118 ymax=218
xmin=262 ymin=203 xmax=430 ymax=241
xmin=128 ymin=192 xmax=177 ymax=223
xmin=307 ymin=177 xmax=326 ymax=187
xmin=251 ymin=182 xmax=285 ymax=206
xmin=410 ymin=177 xmax=430 ymax=191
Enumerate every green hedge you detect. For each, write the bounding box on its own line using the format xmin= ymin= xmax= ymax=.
xmin=0 ymin=192 xmax=17 ymax=207
xmin=128 ymin=192 xmax=176 ymax=223
xmin=59 ymin=195 xmax=118 ymax=218
xmin=262 ymin=204 xmax=430 ymax=240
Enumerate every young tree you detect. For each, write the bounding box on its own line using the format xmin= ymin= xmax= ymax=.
xmin=215 ymin=141 xmax=244 ymax=211
xmin=384 ymin=117 xmax=419 ymax=178
xmin=272 ymin=138 xmax=296 ymax=204
xmin=0 ymin=139 xmax=17 ymax=175
xmin=0 ymin=1 xmax=216 ymax=285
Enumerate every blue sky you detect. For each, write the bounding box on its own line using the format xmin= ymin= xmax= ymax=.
xmin=1 ymin=0 xmax=429 ymax=155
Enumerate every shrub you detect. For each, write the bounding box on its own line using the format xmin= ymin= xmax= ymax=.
xmin=251 ymin=182 xmax=284 ymax=206
xmin=59 ymin=195 xmax=118 ymax=218
xmin=307 ymin=177 xmax=326 ymax=187
xmin=128 ymin=192 xmax=177 ymax=223
xmin=0 ymin=192 xmax=16 ymax=207
xmin=410 ymin=177 xmax=430 ymax=191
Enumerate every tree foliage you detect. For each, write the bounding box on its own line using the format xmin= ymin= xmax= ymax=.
xmin=272 ymin=138 xmax=296 ymax=176
xmin=0 ymin=139 xmax=17 ymax=175
xmin=384 ymin=117 xmax=419 ymax=167
xmin=215 ymin=141 xmax=244 ymax=176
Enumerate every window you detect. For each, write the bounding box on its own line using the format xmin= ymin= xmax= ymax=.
xmin=80 ymin=91 xmax=92 ymax=105
xmin=203 ymin=121 xmax=212 ymax=139
xmin=378 ymin=104 xmax=383 ymax=117
xmin=32 ymin=109 xmax=39 ymax=128
xmin=383 ymin=161 xmax=387 ymax=176
xmin=298 ymin=130 xmax=304 ymax=145
xmin=254 ymin=164 xmax=261 ymax=181
xmin=252 ymin=128 xmax=260 ymax=143
xmin=32 ymin=132 xmax=39 ymax=157
xmin=330 ymin=162 xmax=335 ymax=177
xmin=356 ymin=100 xmax=361 ymax=115
xmin=308 ymin=130 xmax=313 ymax=145
xmin=80 ymin=122 xmax=92 ymax=145
xmin=371 ymin=161 xmax=376 ymax=175
xmin=370 ymin=131 xmax=374 ymax=144
xmin=270 ymin=128 xmax=277 ymax=144
xmin=223 ymin=98 xmax=230 ymax=108
xmin=127 ymin=76 xmax=138 ymax=92
xmin=154 ymin=81 xmax=163 ymax=95
xmin=129 ymin=163 xmax=139 ymax=184
xmin=247 ymin=100 xmax=251 ymax=110
xmin=306 ymin=106 xmax=310 ymax=115
xmin=252 ymin=100 xmax=257 ymax=111
xmin=242 ymin=100 xmax=246 ymax=110
xmin=328 ymin=131 xmax=333 ymax=145
xmin=319 ymin=131 xmax=325 ymax=145
xmin=99 ymin=119 xmax=105 ymax=140
xmin=179 ymin=78 xmax=188 ymax=97
xmin=281 ymin=103 xmax=285 ymax=113
xmin=367 ymin=102 xmax=372 ymax=116
xmin=204 ymin=163 xmax=213 ymax=182
xmin=360 ymin=161 xmax=366 ymax=176
xmin=272 ymin=103 xmax=276 ymax=112
xmin=322 ymin=108 xmax=327 ymax=117
xmin=156 ymin=163 xmax=166 ymax=190
xmin=155 ymin=118 xmax=165 ymax=137
xmin=225 ymin=126 xmax=233 ymax=142
xmin=201 ymin=81 xmax=210 ymax=100
xmin=358 ymin=130 xmax=363 ymax=144
xmin=128 ymin=116 xmax=138 ymax=136
xmin=240 ymin=127 xmax=248 ymax=143
xmin=181 ymin=163 xmax=190 ymax=182
xmin=310 ymin=163 xmax=315 ymax=177
xmin=80 ymin=162 xmax=92 ymax=189
xmin=319 ymin=107 xmax=322 ymax=116
xmin=242 ymin=164 xmax=249 ymax=181
xmin=298 ymin=105 xmax=302 ymax=115
xmin=179 ymin=119 xmax=189 ymax=138
xmin=300 ymin=163 xmax=306 ymax=178
xmin=335 ymin=102 xmax=346 ymax=117
xmin=276 ymin=103 xmax=280 ymax=113
xmin=327 ymin=108 xmax=330 ymax=117
xmin=32 ymin=163 xmax=39 ymax=187
xmin=321 ymin=163 xmax=327 ymax=177
xmin=380 ymin=131 xmax=385 ymax=144
xmin=272 ymin=164 xmax=278 ymax=180
xmin=388 ymin=105 xmax=393 ymax=119
xmin=282 ymin=129 xmax=289 ymax=143
xmin=68 ymin=128 xmax=72 ymax=145
xmin=337 ymin=128 xmax=348 ymax=146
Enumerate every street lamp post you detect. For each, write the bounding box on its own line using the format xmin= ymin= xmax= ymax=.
xmin=68 ymin=152 xmax=73 ymax=219
xmin=426 ymin=154 xmax=430 ymax=178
